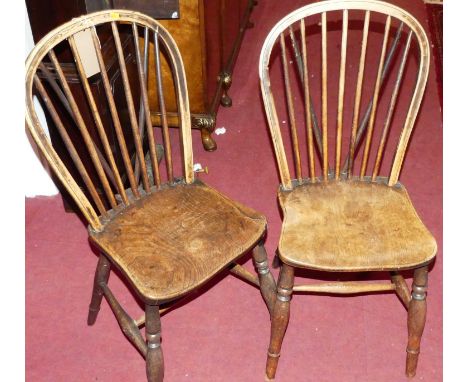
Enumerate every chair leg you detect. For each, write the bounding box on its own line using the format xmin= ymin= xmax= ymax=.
xmin=406 ymin=266 xmax=428 ymax=378
xmin=146 ymin=304 xmax=164 ymax=382
xmin=265 ymin=264 xmax=294 ymax=381
xmin=253 ymin=242 xmax=277 ymax=317
xmin=87 ymin=254 xmax=111 ymax=325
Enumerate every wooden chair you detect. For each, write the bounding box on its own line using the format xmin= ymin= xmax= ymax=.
xmin=25 ymin=10 xmax=276 ymax=382
xmin=258 ymin=0 xmax=437 ymax=379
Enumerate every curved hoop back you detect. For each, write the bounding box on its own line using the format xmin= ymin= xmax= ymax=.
xmin=25 ymin=10 xmax=194 ymax=230
xmin=259 ymin=0 xmax=430 ymax=190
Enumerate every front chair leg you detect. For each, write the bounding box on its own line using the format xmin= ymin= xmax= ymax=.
xmin=146 ymin=304 xmax=164 ymax=382
xmin=253 ymin=242 xmax=277 ymax=316
xmin=406 ymin=266 xmax=428 ymax=378
xmin=265 ymin=264 xmax=294 ymax=381
xmin=87 ymin=254 xmax=111 ymax=325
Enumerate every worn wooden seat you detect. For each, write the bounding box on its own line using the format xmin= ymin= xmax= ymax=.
xmin=259 ymin=0 xmax=437 ymax=379
xmin=278 ymin=180 xmax=436 ymax=272
xmin=90 ymin=180 xmax=266 ymax=302
xmin=25 ymin=10 xmax=276 ymax=382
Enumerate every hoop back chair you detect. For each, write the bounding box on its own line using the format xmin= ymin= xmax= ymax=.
xmin=25 ymin=10 xmax=276 ymax=381
xmin=259 ymin=0 xmax=437 ymax=379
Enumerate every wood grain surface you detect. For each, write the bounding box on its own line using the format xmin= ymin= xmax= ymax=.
xmin=90 ymin=180 xmax=266 ymax=302
xmin=278 ymin=179 xmax=436 ymax=271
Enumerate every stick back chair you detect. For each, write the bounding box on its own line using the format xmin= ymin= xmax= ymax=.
xmin=259 ymin=0 xmax=437 ymax=379
xmin=25 ymin=10 xmax=276 ymax=381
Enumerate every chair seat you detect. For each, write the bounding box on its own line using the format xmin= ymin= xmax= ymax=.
xmin=278 ymin=180 xmax=437 ymax=272
xmin=90 ymin=180 xmax=266 ymax=302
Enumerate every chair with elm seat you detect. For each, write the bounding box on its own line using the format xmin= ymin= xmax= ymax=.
xmin=25 ymin=10 xmax=276 ymax=382
xmin=259 ymin=0 xmax=436 ymax=379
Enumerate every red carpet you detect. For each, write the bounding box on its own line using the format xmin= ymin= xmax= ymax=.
xmin=26 ymin=1 xmax=442 ymax=381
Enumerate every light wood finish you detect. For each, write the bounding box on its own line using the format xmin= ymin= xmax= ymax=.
xmin=301 ymin=19 xmax=315 ymax=181
xmin=321 ymin=11 xmax=328 ymax=181
xmin=278 ymin=180 xmax=436 ymax=272
xmin=259 ymin=1 xmax=435 ymax=378
xmin=293 ymin=281 xmax=395 ymax=294
xmin=25 ymin=10 xmax=274 ymax=381
xmin=348 ymin=10 xmax=369 ymax=178
xmin=335 ymin=10 xmax=348 ymax=179
xmin=259 ymin=0 xmax=430 ymax=189
xmin=359 ymin=15 xmax=391 ymax=179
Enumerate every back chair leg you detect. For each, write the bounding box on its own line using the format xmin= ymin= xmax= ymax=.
xmin=266 ymin=264 xmax=294 ymax=381
xmin=253 ymin=242 xmax=277 ymax=317
xmin=87 ymin=254 xmax=111 ymax=325
xmin=406 ymin=266 xmax=428 ymax=378
xmin=146 ymin=304 xmax=164 ymax=382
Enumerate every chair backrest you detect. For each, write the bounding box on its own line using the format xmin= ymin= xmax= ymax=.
xmin=25 ymin=10 xmax=194 ymax=231
xmin=259 ymin=0 xmax=430 ymax=190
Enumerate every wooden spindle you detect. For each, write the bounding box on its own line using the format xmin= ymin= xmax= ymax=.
xmin=133 ymin=23 xmax=161 ymax=188
xmin=335 ymin=10 xmax=348 ymax=179
xmin=288 ymin=25 xmax=323 ymax=160
xmin=112 ymin=22 xmax=151 ymax=192
xmin=360 ymin=15 xmax=392 ymax=179
xmin=372 ymin=30 xmax=413 ymax=180
xmin=38 ymin=63 xmax=73 ymax=117
xmin=321 ymin=12 xmax=328 ymax=182
xmin=91 ymin=27 xmax=140 ymax=197
xmin=301 ymin=18 xmax=316 ymax=182
xmin=48 ymin=50 xmax=117 ymax=209
xmin=344 ymin=21 xmax=404 ymax=174
xmin=280 ymin=33 xmax=302 ymax=181
xmin=154 ymin=30 xmax=174 ymax=183
xmin=135 ymin=26 xmax=150 ymax=184
xmin=39 ymin=62 xmax=120 ymax=192
xmin=348 ymin=10 xmax=370 ymax=178
xmin=68 ymin=35 xmax=129 ymax=205
xmin=34 ymin=75 xmax=107 ymax=216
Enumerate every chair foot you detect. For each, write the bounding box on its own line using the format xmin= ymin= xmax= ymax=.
xmin=221 ymin=92 xmax=232 ymax=107
xmin=87 ymin=254 xmax=110 ymax=325
xmin=146 ymin=304 xmax=164 ymax=382
xmin=253 ymin=242 xmax=277 ymax=317
xmin=405 ymin=266 xmax=428 ymax=378
xmin=201 ymin=127 xmax=217 ymax=151
xmin=265 ymin=264 xmax=294 ymax=380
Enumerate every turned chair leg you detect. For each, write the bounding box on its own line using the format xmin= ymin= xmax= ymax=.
xmin=253 ymin=242 xmax=277 ymax=317
xmin=146 ymin=304 xmax=164 ymax=382
xmin=406 ymin=266 xmax=428 ymax=378
xmin=265 ymin=264 xmax=294 ymax=381
xmin=87 ymin=254 xmax=111 ymax=325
